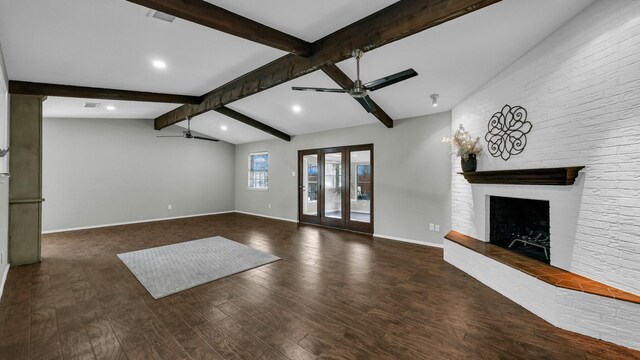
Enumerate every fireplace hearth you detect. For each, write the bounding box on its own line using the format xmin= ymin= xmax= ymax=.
xmin=489 ymin=196 xmax=550 ymax=263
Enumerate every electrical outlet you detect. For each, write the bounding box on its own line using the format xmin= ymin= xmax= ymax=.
xmin=292 ymin=171 xmax=296 ymax=177
xmin=167 ymin=205 xmax=172 ymax=210
xmin=268 ymin=203 xmax=271 ymax=209
xmin=429 ymin=223 xmax=435 ymax=231
xmin=435 ymin=224 xmax=440 ymax=232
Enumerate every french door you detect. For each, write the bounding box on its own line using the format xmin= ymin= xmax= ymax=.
xmin=298 ymin=144 xmax=373 ymax=233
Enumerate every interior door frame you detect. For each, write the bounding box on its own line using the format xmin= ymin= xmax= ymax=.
xmin=298 ymin=144 xmax=373 ymax=234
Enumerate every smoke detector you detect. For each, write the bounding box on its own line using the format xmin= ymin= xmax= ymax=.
xmin=146 ymin=10 xmax=176 ymax=23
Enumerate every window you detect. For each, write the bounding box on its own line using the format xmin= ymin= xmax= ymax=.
xmin=248 ymin=152 xmax=269 ymax=190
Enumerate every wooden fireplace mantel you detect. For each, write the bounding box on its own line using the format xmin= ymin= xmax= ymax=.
xmin=458 ymin=166 xmax=585 ymax=185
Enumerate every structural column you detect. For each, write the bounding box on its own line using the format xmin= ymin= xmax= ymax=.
xmin=8 ymin=94 xmax=43 ymax=265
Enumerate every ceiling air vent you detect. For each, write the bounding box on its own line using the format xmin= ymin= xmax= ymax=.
xmin=147 ymin=10 xmax=176 ymax=23
xmin=84 ymin=102 xmax=101 ymax=108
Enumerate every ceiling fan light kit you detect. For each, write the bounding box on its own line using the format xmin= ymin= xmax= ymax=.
xmin=292 ymin=49 xmax=418 ymax=114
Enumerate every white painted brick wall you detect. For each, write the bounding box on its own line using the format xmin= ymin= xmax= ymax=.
xmin=445 ymin=240 xmax=640 ymax=350
xmin=451 ymin=0 xmax=640 ymax=295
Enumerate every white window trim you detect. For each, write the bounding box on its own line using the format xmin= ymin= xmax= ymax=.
xmin=248 ymin=151 xmax=269 ymax=191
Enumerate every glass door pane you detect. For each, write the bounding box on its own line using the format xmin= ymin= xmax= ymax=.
xmin=301 ymin=154 xmax=318 ymax=216
xmin=324 ymin=152 xmax=343 ymax=219
xmin=350 ymin=150 xmax=371 ymax=223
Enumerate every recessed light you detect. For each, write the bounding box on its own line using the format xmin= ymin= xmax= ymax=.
xmin=152 ymin=59 xmax=167 ymax=70
xmin=292 ymin=105 xmax=302 ymax=113
xmin=106 ymin=105 xmax=116 ymax=111
xmin=220 ymin=125 xmax=228 ymax=131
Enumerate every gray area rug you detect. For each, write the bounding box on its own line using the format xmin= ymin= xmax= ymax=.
xmin=117 ymin=236 xmax=280 ymax=299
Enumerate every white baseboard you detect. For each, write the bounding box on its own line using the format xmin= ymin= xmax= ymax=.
xmin=373 ymin=233 xmax=444 ymax=248
xmin=0 ymin=263 xmax=9 ymax=302
xmin=41 ymin=211 xmax=442 ymax=251
xmin=234 ymin=210 xmax=298 ymax=223
xmin=41 ymin=211 xmax=235 ymax=234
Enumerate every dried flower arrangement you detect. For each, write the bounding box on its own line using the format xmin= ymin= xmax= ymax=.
xmin=443 ymin=124 xmax=483 ymax=160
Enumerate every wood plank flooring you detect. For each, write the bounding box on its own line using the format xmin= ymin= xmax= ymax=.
xmin=0 ymin=213 xmax=638 ymax=360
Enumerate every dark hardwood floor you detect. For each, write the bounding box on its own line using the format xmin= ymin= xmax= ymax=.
xmin=0 ymin=213 xmax=638 ymax=360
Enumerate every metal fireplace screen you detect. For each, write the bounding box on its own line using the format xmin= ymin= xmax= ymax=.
xmin=489 ymin=196 xmax=550 ymax=264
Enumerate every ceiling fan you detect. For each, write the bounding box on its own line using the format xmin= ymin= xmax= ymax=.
xmin=292 ymin=49 xmax=418 ymax=113
xmin=156 ymin=117 xmax=219 ymax=142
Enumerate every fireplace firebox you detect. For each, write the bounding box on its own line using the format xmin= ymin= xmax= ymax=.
xmin=489 ymin=196 xmax=550 ymax=263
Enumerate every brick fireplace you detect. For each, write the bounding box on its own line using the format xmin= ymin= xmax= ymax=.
xmin=450 ymin=173 xmax=584 ymax=271
xmin=444 ymin=165 xmax=640 ymax=350
xmin=446 ymin=0 xmax=640 ymax=350
xmin=446 ymin=167 xmax=640 ymax=350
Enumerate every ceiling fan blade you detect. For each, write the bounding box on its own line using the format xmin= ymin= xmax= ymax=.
xmin=192 ymin=136 xmax=220 ymax=142
xmin=292 ymin=86 xmax=348 ymax=93
xmin=363 ymin=69 xmax=418 ymax=91
xmin=355 ymin=95 xmax=375 ymax=113
xmin=156 ymin=135 xmax=184 ymax=138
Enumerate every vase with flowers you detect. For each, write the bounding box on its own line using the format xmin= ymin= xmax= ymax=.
xmin=443 ymin=124 xmax=483 ymax=172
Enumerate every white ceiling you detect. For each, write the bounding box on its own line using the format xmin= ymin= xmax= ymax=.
xmin=206 ymin=0 xmax=399 ymax=42
xmin=0 ymin=0 xmax=286 ymax=95
xmin=43 ymin=97 xmax=179 ymax=119
xmin=0 ymin=0 xmax=594 ymax=144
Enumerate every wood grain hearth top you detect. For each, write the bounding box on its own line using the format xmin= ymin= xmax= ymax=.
xmin=445 ymin=230 xmax=640 ymax=304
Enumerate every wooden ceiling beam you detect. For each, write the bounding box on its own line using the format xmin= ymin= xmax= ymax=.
xmin=9 ymin=81 xmax=291 ymax=141
xmin=8 ymin=81 xmax=201 ymax=104
xmin=126 ymin=0 xmax=311 ymax=57
xmin=214 ymin=106 xmax=291 ymax=142
xmin=154 ymin=0 xmax=502 ymax=130
xmin=320 ymin=64 xmax=394 ymax=128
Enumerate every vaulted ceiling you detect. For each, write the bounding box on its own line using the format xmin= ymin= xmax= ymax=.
xmin=0 ymin=0 xmax=594 ymax=144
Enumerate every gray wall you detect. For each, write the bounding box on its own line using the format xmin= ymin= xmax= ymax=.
xmin=42 ymin=118 xmax=236 ymax=231
xmin=0 ymin=41 xmax=8 ymax=281
xmin=235 ymin=112 xmax=451 ymax=246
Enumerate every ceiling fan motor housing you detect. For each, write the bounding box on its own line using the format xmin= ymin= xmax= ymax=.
xmin=350 ymin=79 xmax=368 ymax=98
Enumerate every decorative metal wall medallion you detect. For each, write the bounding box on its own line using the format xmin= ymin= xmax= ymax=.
xmin=485 ymin=105 xmax=532 ymax=161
